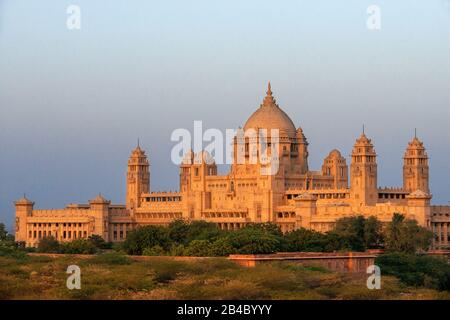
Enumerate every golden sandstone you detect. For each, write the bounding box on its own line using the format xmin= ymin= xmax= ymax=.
xmin=15 ymin=84 xmax=450 ymax=249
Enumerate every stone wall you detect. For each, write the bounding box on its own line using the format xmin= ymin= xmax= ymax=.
xmin=228 ymin=252 xmax=376 ymax=273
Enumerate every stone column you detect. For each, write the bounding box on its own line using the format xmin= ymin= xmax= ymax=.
xmin=445 ymin=223 xmax=449 ymax=245
xmin=438 ymin=223 xmax=442 ymax=247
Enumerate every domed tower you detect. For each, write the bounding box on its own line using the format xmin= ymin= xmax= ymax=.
xmin=234 ymin=82 xmax=308 ymax=175
xmin=350 ymin=131 xmax=378 ymax=206
xmin=403 ymin=133 xmax=429 ymax=193
xmin=322 ymin=149 xmax=348 ymax=189
xmin=14 ymin=195 xmax=34 ymax=245
xmin=126 ymin=142 xmax=150 ymax=210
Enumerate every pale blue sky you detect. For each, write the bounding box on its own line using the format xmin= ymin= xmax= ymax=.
xmin=1 ymin=0 xmax=450 ymax=231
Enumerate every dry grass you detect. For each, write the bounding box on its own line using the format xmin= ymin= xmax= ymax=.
xmin=0 ymin=253 xmax=449 ymax=300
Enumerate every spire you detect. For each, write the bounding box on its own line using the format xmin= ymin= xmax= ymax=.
xmin=262 ymin=81 xmax=277 ymax=107
xmin=362 ymin=124 xmax=365 ymax=135
xmin=267 ymin=81 xmax=272 ymax=96
xmin=137 ymin=138 xmax=140 ymax=148
xmin=414 ymin=128 xmax=417 ymax=139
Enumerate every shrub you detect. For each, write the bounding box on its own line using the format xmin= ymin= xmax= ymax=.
xmin=0 ymin=243 xmax=28 ymax=260
xmin=226 ymin=224 xmax=284 ymax=254
xmin=88 ymin=234 xmax=112 ymax=250
xmin=210 ymin=238 xmax=235 ymax=256
xmin=168 ymin=243 xmax=185 ymax=256
xmin=183 ymin=240 xmax=213 ymax=256
xmin=37 ymin=236 xmax=60 ymax=253
xmin=376 ymin=252 xmax=450 ymax=290
xmin=283 ymin=228 xmax=329 ymax=252
xmin=88 ymin=252 xmax=132 ymax=265
xmin=167 ymin=219 xmax=190 ymax=244
xmin=122 ymin=225 xmax=171 ymax=255
xmin=142 ymin=245 xmax=166 ymax=256
xmin=384 ymin=213 xmax=433 ymax=253
xmin=60 ymin=239 xmax=98 ymax=254
xmin=184 ymin=221 xmax=223 ymax=243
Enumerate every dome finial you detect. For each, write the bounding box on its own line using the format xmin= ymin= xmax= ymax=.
xmin=262 ymin=81 xmax=276 ymax=107
xmin=267 ymin=81 xmax=272 ymax=96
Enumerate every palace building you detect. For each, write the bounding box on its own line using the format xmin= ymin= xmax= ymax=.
xmin=15 ymin=83 xmax=450 ymax=248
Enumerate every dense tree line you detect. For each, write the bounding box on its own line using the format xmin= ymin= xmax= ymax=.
xmin=0 ymin=213 xmax=434 ymax=257
xmin=118 ymin=213 xmax=432 ymax=256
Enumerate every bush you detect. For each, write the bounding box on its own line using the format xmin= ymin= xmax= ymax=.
xmin=210 ymin=238 xmax=235 ymax=256
xmin=60 ymin=239 xmax=98 ymax=254
xmin=122 ymin=225 xmax=171 ymax=255
xmin=376 ymin=252 xmax=450 ymax=290
xmin=142 ymin=245 xmax=166 ymax=256
xmin=0 ymin=242 xmax=28 ymax=260
xmin=384 ymin=213 xmax=433 ymax=254
xmin=88 ymin=252 xmax=132 ymax=265
xmin=284 ymin=228 xmax=329 ymax=252
xmin=168 ymin=243 xmax=185 ymax=256
xmin=167 ymin=219 xmax=190 ymax=244
xmin=37 ymin=236 xmax=60 ymax=253
xmin=88 ymin=234 xmax=112 ymax=250
xmin=183 ymin=240 xmax=213 ymax=256
xmin=226 ymin=224 xmax=284 ymax=254
xmin=184 ymin=221 xmax=223 ymax=243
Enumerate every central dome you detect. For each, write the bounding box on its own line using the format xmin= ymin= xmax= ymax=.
xmin=243 ymin=83 xmax=296 ymax=138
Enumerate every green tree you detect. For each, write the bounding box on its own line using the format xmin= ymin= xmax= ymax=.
xmin=184 ymin=221 xmax=223 ymax=243
xmin=328 ymin=215 xmax=384 ymax=251
xmin=142 ymin=245 xmax=166 ymax=256
xmin=167 ymin=219 xmax=190 ymax=244
xmin=60 ymin=239 xmax=97 ymax=254
xmin=210 ymin=237 xmax=235 ymax=256
xmin=183 ymin=240 xmax=213 ymax=256
xmin=88 ymin=234 xmax=110 ymax=249
xmin=122 ymin=225 xmax=171 ymax=255
xmin=363 ymin=216 xmax=384 ymax=249
xmin=385 ymin=213 xmax=433 ymax=254
xmin=37 ymin=236 xmax=60 ymax=253
xmin=329 ymin=216 xmax=366 ymax=251
xmin=376 ymin=252 xmax=450 ymax=290
xmin=283 ymin=228 xmax=329 ymax=252
xmin=226 ymin=224 xmax=284 ymax=254
xmin=0 ymin=223 xmax=8 ymax=241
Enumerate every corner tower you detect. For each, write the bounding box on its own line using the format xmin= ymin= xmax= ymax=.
xmin=350 ymin=131 xmax=378 ymax=206
xmin=403 ymin=134 xmax=429 ymax=193
xmin=126 ymin=143 xmax=150 ymax=210
xmin=14 ymin=195 xmax=34 ymax=244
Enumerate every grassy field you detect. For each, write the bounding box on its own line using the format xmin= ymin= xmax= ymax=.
xmin=0 ymin=252 xmax=449 ymax=300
